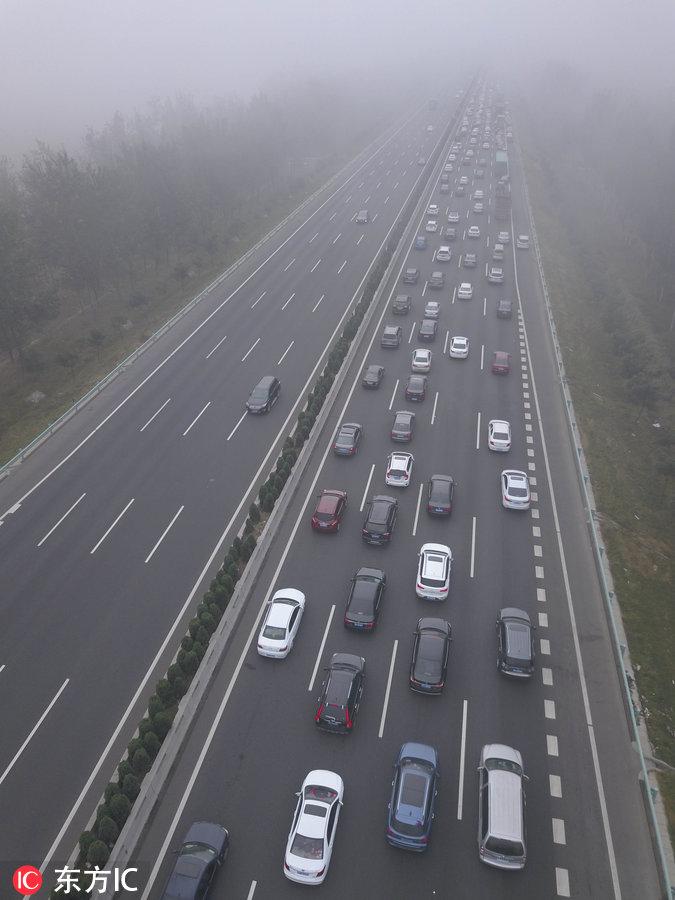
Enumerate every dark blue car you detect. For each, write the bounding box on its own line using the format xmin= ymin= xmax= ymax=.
xmin=386 ymin=743 xmax=438 ymax=851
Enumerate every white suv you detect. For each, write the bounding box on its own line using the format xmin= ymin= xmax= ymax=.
xmin=416 ymin=543 xmax=452 ymax=600
xmin=457 ymin=282 xmax=473 ymax=300
xmin=385 ymin=452 xmax=414 ymax=488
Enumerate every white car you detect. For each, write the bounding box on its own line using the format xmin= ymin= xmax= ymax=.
xmin=459 ymin=175 xmax=469 ymax=185
xmin=443 ymin=163 xmax=454 ymax=172
xmin=411 ymin=348 xmax=432 ymax=372
xmin=284 ymin=771 xmax=344 ymax=885
xmin=498 ymin=230 xmax=511 ymax=245
xmin=435 ymin=245 xmax=452 ymax=262
xmin=448 ymin=153 xmax=457 ymax=161
xmin=427 ymin=203 xmax=439 ymax=217
xmin=501 ymin=470 xmax=531 ymax=510
xmin=416 ymin=543 xmax=452 ymax=600
xmin=257 ymin=589 xmax=306 ymax=658
xmin=473 ymin=202 xmax=484 ymax=214
xmin=424 ymin=300 xmax=440 ymax=319
xmin=457 ymin=282 xmax=473 ymax=300
xmin=385 ymin=451 xmax=414 ymax=487
xmin=473 ymin=190 xmax=485 ymax=200
xmin=488 ymin=419 xmax=512 ymax=452
xmin=449 ymin=336 xmax=469 ymax=358
xmin=425 ymin=219 xmax=438 ymax=233
xmin=467 ymin=225 xmax=481 ymax=239
xmin=487 ymin=266 xmax=504 ymax=283
xmin=516 ymin=234 xmax=530 ymax=249
xmin=447 ymin=211 xmax=460 ymax=223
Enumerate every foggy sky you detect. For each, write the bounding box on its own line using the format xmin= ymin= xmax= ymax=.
xmin=2 ymin=0 xmax=675 ymax=157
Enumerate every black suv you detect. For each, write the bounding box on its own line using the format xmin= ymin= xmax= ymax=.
xmin=496 ymin=608 xmax=535 ymax=678
xmin=418 ymin=319 xmax=437 ymax=342
xmin=409 ymin=618 xmax=452 ymax=694
xmin=402 ymin=267 xmax=420 ymax=284
xmin=344 ymin=567 xmax=386 ymax=631
xmin=315 ymin=653 xmax=365 ymax=733
xmin=496 ymin=299 xmax=513 ymax=319
xmin=246 ymin=376 xmax=280 ymax=414
xmin=362 ymin=495 xmax=398 ymax=545
xmin=380 ymin=325 xmax=403 ymax=348
xmin=392 ymin=294 xmax=412 ymax=314
xmin=427 ymin=474 xmax=455 ymax=516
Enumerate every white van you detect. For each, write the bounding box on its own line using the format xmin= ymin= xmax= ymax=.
xmin=477 ymin=744 xmax=527 ymax=870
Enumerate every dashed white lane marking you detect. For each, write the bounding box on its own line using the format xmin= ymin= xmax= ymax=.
xmin=140 ymin=398 xmax=171 ymax=431
xmin=388 ymin=379 xmax=399 ymax=410
xmin=547 ymin=734 xmax=559 ymax=756
xmin=206 ymin=335 xmax=228 ymax=359
xmin=241 ymin=338 xmax=261 ymax=362
xmin=332 ymin=233 xmax=341 ymax=244
xmin=545 ymin=699 xmax=557 ymax=720
xmin=360 ymin=464 xmax=375 ymax=511
xmin=535 ymin=565 xmax=545 ymax=578
xmin=549 ymin=774 xmax=562 ymax=797
xmin=183 ymin=402 xmax=212 ymax=436
xmin=542 ymin=667 xmax=553 ymax=686
xmin=531 ymin=508 xmax=540 ymax=519
xmin=250 ymin=290 xmax=266 ymax=309
xmin=553 ymin=818 xmax=566 ymax=845
xmin=246 ymin=881 xmax=257 ymax=900
xmin=378 ymin=640 xmax=398 ymax=739
xmin=443 ymin=330 xmax=449 ymax=354
xmin=310 ymin=258 xmax=321 ymax=273
xmin=528 ymin=462 xmax=536 ymax=471
xmin=411 ymin=483 xmax=424 ymax=537
xmin=145 ymin=506 xmax=185 ymax=564
xmin=408 ymin=322 xmax=416 ymax=344
xmin=470 ymin=517 xmax=477 ymax=578
xmin=531 ymin=491 xmax=539 ymax=501
xmin=281 ymin=292 xmax=296 ymax=310
xmin=540 ymin=638 xmax=551 ymax=655
xmin=37 ymin=493 xmax=87 ymax=547
xmin=475 ymin=412 xmax=481 ymax=450
xmin=329 ymin=211 xmax=337 ymax=220
xmin=538 ymin=612 xmax=549 ymax=627
xmin=337 ymin=260 xmax=347 ymax=274
xmin=90 ymin=499 xmax=135 ymax=554
xmin=372 ymin=213 xmax=378 ymax=222
xmin=532 ymin=525 xmax=541 ymax=537
xmin=277 ymin=341 xmax=294 ymax=366
xmin=480 ymin=344 xmax=484 ymax=370
xmin=283 ymin=257 xmax=296 ymax=272
xmin=308 ymin=605 xmax=335 ymax=692
xmin=534 ymin=544 xmax=543 ymax=557
xmin=308 ymin=232 xmax=319 ymax=243
xmin=527 ymin=448 xmax=535 ymax=457
xmin=556 ymin=867 xmax=571 ymax=897
xmin=312 ymin=294 xmax=325 ymax=312
xmin=431 ymin=392 xmax=439 ymax=425
xmin=356 ymin=234 xmax=365 ymax=245
xmin=456 ymin=699 xmax=469 ymax=819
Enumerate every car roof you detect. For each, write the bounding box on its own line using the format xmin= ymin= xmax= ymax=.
xmin=504 ymin=469 xmax=527 ymax=482
xmin=316 ymin=491 xmax=343 ymax=513
xmin=494 ymin=350 xmax=510 ymax=360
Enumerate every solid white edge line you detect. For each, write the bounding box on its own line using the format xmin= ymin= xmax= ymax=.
xmin=139 ymin=398 xmax=171 ymax=432
xmin=456 ymin=698 xmax=468 ymax=819
xmin=182 ymin=401 xmax=211 ymax=437
xmin=0 ymin=679 xmax=69 ymax=787
xmin=512 ymin=211 xmax=622 ymax=898
xmin=378 ymin=640 xmax=398 ymax=738
xmin=412 ymin=482 xmax=423 ymax=536
xmin=144 ymin=506 xmax=185 ymax=565
xmin=37 ymin=493 xmax=87 ymax=548
xmin=360 ymin=464 xmax=375 ymax=512
xmin=90 ymin=499 xmax=135 ymax=555
xmin=308 ymin=606 xmax=336 ymax=693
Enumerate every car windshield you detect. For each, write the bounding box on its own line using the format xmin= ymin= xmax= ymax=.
xmin=290 ymin=833 xmax=324 ymax=860
xmin=250 ymin=387 xmax=269 ymax=402
xmin=485 ymin=757 xmax=523 ymax=776
xmin=179 ymin=842 xmax=217 ymax=862
xmin=485 ymin=836 xmax=524 ymax=857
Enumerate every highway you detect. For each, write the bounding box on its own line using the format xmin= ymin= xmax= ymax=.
xmin=125 ymin=86 xmax=663 ymax=900
xmin=0 ymin=93 xmax=461 ymax=884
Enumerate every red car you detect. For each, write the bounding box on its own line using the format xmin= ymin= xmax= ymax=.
xmin=491 ymin=351 xmax=511 ymax=375
xmin=311 ymin=489 xmax=347 ymax=532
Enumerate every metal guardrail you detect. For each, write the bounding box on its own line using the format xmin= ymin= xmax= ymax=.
xmin=514 ymin=136 xmax=674 ymax=899
xmin=0 ymin=110 xmax=416 ymax=483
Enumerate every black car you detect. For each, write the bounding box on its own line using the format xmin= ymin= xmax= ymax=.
xmin=428 ymin=271 xmax=445 ymax=290
xmin=391 ymin=410 xmax=415 ymax=442
xmin=463 ymin=252 xmax=477 ymax=268
xmin=246 ymin=376 xmax=280 ymax=414
xmin=362 ymin=495 xmax=398 ymax=545
xmin=392 ymin=294 xmax=412 ymax=314
xmin=496 ymin=608 xmax=535 ymax=678
xmin=402 ymin=267 xmax=420 ymax=285
xmin=427 ymin=475 xmax=455 ymax=516
xmin=315 ymin=652 xmax=365 ymax=733
xmin=344 ymin=567 xmax=386 ymax=631
xmin=160 ymin=821 xmax=229 ymax=900
xmin=418 ymin=319 xmax=437 ymax=342
xmin=362 ymin=364 xmax=385 ymax=388
xmin=409 ymin=618 xmax=452 ymax=694
xmin=455 ymin=185 xmax=466 ymax=197
xmin=386 ymin=743 xmax=439 ymax=851
xmin=380 ymin=325 xmax=403 ymax=348
xmin=405 ymin=374 xmax=427 ymax=402
xmin=333 ymin=422 xmax=362 ymax=456
xmin=496 ymin=299 xmax=513 ymax=318
xmin=444 ymin=226 xmax=458 ymax=241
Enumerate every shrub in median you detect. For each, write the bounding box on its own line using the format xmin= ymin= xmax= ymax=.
xmin=98 ymin=816 xmax=119 ymax=847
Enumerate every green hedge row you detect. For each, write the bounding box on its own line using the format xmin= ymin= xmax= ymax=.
xmin=64 ymin=127 xmax=447 ymax=895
